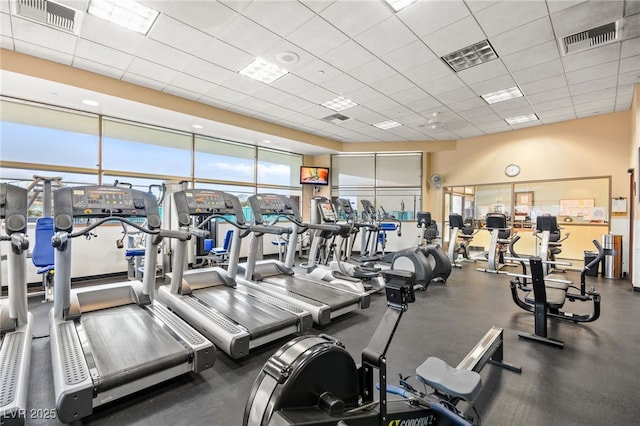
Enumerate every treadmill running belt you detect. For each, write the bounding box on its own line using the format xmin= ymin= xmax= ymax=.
xmin=80 ymin=305 xmax=190 ymax=392
xmin=263 ymin=276 xmax=360 ymax=310
xmin=194 ymin=287 xmax=298 ymax=339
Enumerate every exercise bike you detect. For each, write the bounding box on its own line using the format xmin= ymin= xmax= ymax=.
xmin=507 ymin=237 xmax=605 ymax=348
xmin=415 ymin=211 xmax=452 ymax=285
xmin=447 ymin=214 xmax=478 ymax=268
xmin=244 ymin=269 xmax=521 ymax=426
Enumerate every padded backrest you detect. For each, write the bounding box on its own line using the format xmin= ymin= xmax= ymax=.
xmin=32 ymin=216 xmax=55 ymax=268
xmin=536 ymin=215 xmax=561 ymax=242
xmin=222 ymin=229 xmax=233 ymax=250
xmin=449 ymin=213 xmax=464 ymax=228
xmin=485 ymin=213 xmax=507 ymax=230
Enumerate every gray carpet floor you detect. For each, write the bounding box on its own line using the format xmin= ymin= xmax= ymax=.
xmin=21 ymin=262 xmax=640 ymax=425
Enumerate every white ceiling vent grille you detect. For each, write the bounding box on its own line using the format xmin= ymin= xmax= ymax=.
xmin=13 ymin=0 xmax=82 ymax=34
xmin=560 ymin=20 xmax=622 ymax=56
xmin=322 ymin=113 xmax=350 ymax=123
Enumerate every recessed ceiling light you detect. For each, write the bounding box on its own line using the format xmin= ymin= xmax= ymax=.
xmin=505 ymin=114 xmax=539 ymax=125
xmin=373 ymin=120 xmax=402 ymax=130
xmin=321 ymin=96 xmax=358 ymax=112
xmin=441 ymin=40 xmax=498 ymax=72
xmin=88 ymin=0 xmax=159 ymax=35
xmin=262 ymin=140 xmax=271 ymax=144
xmin=192 ymin=124 xmax=203 ymax=129
xmin=481 ymin=87 xmax=524 ymax=104
xmin=82 ymin=99 xmax=99 ymax=106
xmin=384 ymin=0 xmax=417 ymax=12
xmin=239 ymin=58 xmax=288 ymax=84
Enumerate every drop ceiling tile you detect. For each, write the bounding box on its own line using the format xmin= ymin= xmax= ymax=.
xmin=403 ymin=59 xmax=452 ymax=86
xmin=569 ymin=75 xmax=618 ymax=96
xmin=618 ymin=70 xmax=640 ymax=86
xmin=293 ymin=58 xmax=341 ymax=85
xmin=501 ymin=40 xmax=560 ymax=72
xmin=465 ymin=111 xmax=503 ymax=124
xmin=218 ymin=0 xmax=252 ymax=13
xmin=234 ymin=96 xmax=274 ymax=114
xmin=423 ymin=15 xmax=486 ymax=57
xmin=546 ymin=1 xmax=585 ymax=14
xmin=435 ymin=86 xmax=477 ymax=105
xmin=202 ymin=84 xmax=248 ymax=104
xmin=508 ymin=120 xmax=541 ymax=130
xmin=182 ymin=57 xmax=235 ymax=85
xmin=194 ymin=39 xmax=255 ymax=72
xmin=300 ymin=103 xmax=338 ymax=119
xmin=621 ymin=37 xmax=640 ymax=59
xmin=121 ymin=73 xmax=167 ymax=91
xmin=271 ymin=73 xmax=318 ymax=96
xmin=469 ymin=74 xmax=518 ymax=97
xmin=299 ymin=85 xmax=337 ymax=104
xmin=527 ymin=85 xmax=571 ymax=104
xmin=389 ymin=87 xmax=431 ymax=105
xmin=531 ymin=96 xmax=573 ymax=112
xmin=199 ymin=96 xmax=232 ymax=111
xmin=220 ymin=73 xmax=268 ymax=96
xmin=250 ymin=85 xmax=295 ymax=105
xmin=322 ymin=74 xmax=365 ymax=96
xmin=13 ymin=40 xmax=72 ymax=65
xmin=574 ymin=102 xmax=614 ymax=117
xmin=300 ymin=0 xmax=336 ymax=14
xmin=149 ymin=14 xmax=215 ymax=58
xmin=380 ymin=40 xmax=437 ymax=72
xmin=216 ymin=14 xmax=282 ymax=57
xmin=457 ymin=59 xmax=509 ymax=86
xmin=0 ymin=2 xmax=9 ymax=13
xmin=346 ymin=85 xmax=386 ymax=104
xmin=475 ymin=121 xmax=511 ymax=133
xmin=519 ymin=75 xmax=567 ymax=95
xmin=1 ymin=13 xmax=11 ymax=37
xmin=79 ymin=14 xmax=146 ymax=54
xmin=572 ymin=86 xmax=617 ymax=104
xmin=321 ymin=40 xmax=377 ymax=72
xmin=448 ymin=97 xmax=487 ymax=113
xmin=422 ymin=74 xmax=465 ymax=96
xmin=398 ymin=0 xmax=470 ymax=38
xmin=280 ymin=95 xmax=317 ymax=112
xmin=561 ymin=43 xmax=621 ymax=73
xmin=566 ymin=60 xmax=619 ymax=86
xmin=540 ymin=113 xmax=577 ymax=125
xmin=624 ymin=14 xmax=640 ymax=39
xmin=11 ymin=16 xmax=77 ymax=55
xmin=349 ymin=59 xmax=397 ymax=85
xmin=287 ymin=15 xmax=349 ymax=57
xmin=149 ymin=0 xmax=238 ymax=37
xmin=335 ymin=106 xmax=374 ymax=120
xmin=404 ymin=95 xmax=443 ymax=114
xmin=319 ymin=0 xmax=390 ymax=38
xmin=550 ymin=0 xmax=624 ymax=38
xmin=620 ymin=55 xmax=640 ymax=74
xmin=490 ymin=16 xmax=554 ymax=57
xmin=280 ymin=111 xmax=316 ymax=125
xmin=242 ymin=0 xmax=315 ymax=37
xmin=75 ymin=39 xmax=133 ymax=70
xmin=0 ymin=35 xmax=13 ymax=50
xmin=365 ymin=96 xmax=401 ymax=113
xmin=134 ymin=38 xmax=195 ymax=71
xmin=72 ymin=57 xmax=125 ymax=79
xmin=489 ymin=96 xmax=532 ymax=114
xmin=355 ymin=16 xmax=417 ymax=57
xmin=537 ymin=106 xmax=576 ymax=121
xmin=126 ymin=58 xmax=180 ymax=84
xmin=474 ymin=0 xmax=548 ymax=37
xmin=511 ymin=59 xmax=564 ymax=85
xmin=370 ymin=74 xmax=414 ymax=97
xmin=169 ymin=73 xmax=217 ymax=95
xmin=465 ymin=1 xmax=501 ymax=14
xmin=458 ymin=106 xmax=497 ymax=120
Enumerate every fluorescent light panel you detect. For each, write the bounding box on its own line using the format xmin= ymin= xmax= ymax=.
xmin=481 ymin=87 xmax=523 ymax=104
xmin=505 ymin=114 xmax=539 ymax=125
xmin=88 ymin=0 xmax=159 ymax=35
xmin=321 ymin=96 xmax=358 ymax=112
xmin=239 ymin=58 xmax=288 ymax=84
xmin=373 ymin=120 xmax=402 ymax=130
xmin=442 ymin=40 xmax=498 ymax=72
xmin=384 ymin=0 xmax=417 ymax=12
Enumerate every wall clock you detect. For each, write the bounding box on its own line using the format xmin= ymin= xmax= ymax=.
xmin=505 ymin=163 xmax=521 ymax=177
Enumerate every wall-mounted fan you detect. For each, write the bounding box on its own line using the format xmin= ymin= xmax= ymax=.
xmin=427 ymin=112 xmax=443 ymax=129
xmin=430 ymin=174 xmax=443 ymax=189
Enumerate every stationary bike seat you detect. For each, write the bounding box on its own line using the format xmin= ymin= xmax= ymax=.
xmin=416 ymin=357 xmax=482 ymax=402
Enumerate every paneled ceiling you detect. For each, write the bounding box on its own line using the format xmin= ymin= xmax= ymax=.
xmin=1 ymin=0 xmax=639 ymax=155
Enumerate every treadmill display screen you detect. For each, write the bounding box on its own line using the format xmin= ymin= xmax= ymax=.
xmin=257 ymin=194 xmax=286 ymax=212
xmin=318 ymin=202 xmax=337 ymax=222
xmin=74 ymin=188 xmax=134 ymax=209
xmin=187 ymin=191 xmax=225 ymax=209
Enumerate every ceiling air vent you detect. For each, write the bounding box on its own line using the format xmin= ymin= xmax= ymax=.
xmin=560 ymin=20 xmax=622 ymax=56
xmin=13 ymin=0 xmax=82 ymax=34
xmin=322 ymin=113 xmax=350 ymax=123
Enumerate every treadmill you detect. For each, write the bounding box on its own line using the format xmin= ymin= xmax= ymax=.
xmin=157 ymin=188 xmax=312 ymax=359
xmin=49 ymin=185 xmax=215 ymax=423
xmin=0 ymin=184 xmax=33 ymax=425
xmin=240 ymin=194 xmax=369 ymax=326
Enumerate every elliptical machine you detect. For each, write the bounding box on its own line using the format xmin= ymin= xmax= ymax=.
xmin=416 ymin=211 xmax=452 ymax=284
xmin=244 ymin=269 xmax=521 ymax=426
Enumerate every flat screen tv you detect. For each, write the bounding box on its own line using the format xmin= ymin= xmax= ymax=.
xmin=300 ymin=166 xmax=329 ymax=186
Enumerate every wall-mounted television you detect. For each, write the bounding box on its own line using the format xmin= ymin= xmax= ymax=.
xmin=300 ymin=166 xmax=329 ymax=186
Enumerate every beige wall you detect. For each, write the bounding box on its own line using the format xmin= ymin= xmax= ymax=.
xmin=631 ymin=85 xmax=640 ymax=288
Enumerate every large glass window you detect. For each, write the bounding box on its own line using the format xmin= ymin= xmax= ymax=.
xmin=0 ymin=100 xmax=99 ymax=170
xmin=102 ymin=119 xmax=192 ymax=178
xmin=331 ymin=153 xmax=422 ymax=221
xmin=257 ymin=148 xmax=302 ymax=187
xmin=195 ymin=137 xmax=255 ymax=184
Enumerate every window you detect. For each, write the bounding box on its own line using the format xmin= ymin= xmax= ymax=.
xmin=195 ymin=137 xmax=255 ymax=184
xmin=257 ymin=148 xmax=302 ymax=187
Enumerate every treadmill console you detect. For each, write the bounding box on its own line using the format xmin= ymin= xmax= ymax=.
xmin=0 ymin=183 xmax=28 ymax=234
xmin=336 ymin=198 xmax=354 ymax=215
xmin=53 ymin=186 xmax=160 ymax=232
xmin=360 ymin=199 xmax=376 ymax=217
xmin=173 ymin=189 xmax=245 ymax=227
xmin=248 ymin=194 xmax=301 ymax=224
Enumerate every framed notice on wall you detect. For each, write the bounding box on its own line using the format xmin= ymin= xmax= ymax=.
xmin=559 ymin=199 xmax=595 ymax=217
xmin=612 ymin=197 xmax=627 ymax=216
